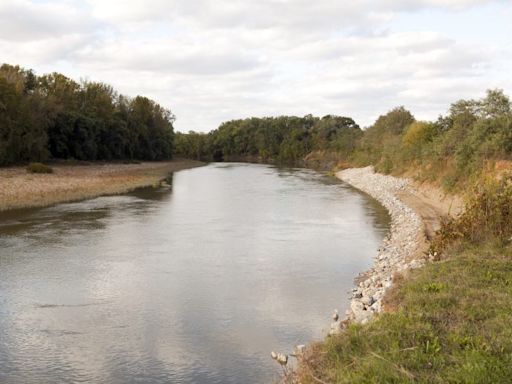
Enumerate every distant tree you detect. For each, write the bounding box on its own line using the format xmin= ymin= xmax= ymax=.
xmin=372 ymin=106 xmax=415 ymax=136
xmin=127 ymin=96 xmax=174 ymax=160
xmin=0 ymin=70 xmax=50 ymax=165
xmin=449 ymin=98 xmax=480 ymax=119
xmin=480 ymin=89 xmax=511 ymax=119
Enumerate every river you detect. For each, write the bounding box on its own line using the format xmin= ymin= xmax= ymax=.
xmin=0 ymin=163 xmax=389 ymax=383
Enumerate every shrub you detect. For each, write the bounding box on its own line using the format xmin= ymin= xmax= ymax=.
xmin=432 ymin=174 xmax=512 ymax=253
xmin=402 ymin=121 xmax=435 ymax=149
xmin=26 ymin=162 xmax=53 ymax=174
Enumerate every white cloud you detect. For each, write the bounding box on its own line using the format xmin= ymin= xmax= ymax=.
xmin=382 ymin=0 xmax=498 ymax=11
xmin=73 ymin=37 xmax=263 ymax=75
xmin=0 ymin=1 xmax=98 ymax=41
xmin=0 ymin=0 xmax=510 ymax=130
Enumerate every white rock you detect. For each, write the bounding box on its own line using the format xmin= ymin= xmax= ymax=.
xmin=336 ymin=166 xmax=425 ymax=325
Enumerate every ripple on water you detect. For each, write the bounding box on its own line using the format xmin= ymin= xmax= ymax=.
xmin=0 ymin=163 xmax=390 ymax=384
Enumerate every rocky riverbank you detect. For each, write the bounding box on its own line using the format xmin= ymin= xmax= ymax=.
xmin=334 ymin=167 xmax=426 ymax=326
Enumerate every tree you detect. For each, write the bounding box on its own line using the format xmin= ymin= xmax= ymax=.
xmin=480 ymin=89 xmax=511 ymax=119
xmin=0 ymin=63 xmax=175 ymax=164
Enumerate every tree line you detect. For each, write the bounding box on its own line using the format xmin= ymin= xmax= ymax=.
xmin=176 ymin=89 xmax=512 ymax=191
xmin=175 ymin=115 xmax=362 ymax=163
xmin=0 ymin=64 xmax=175 ymax=165
xmin=353 ymin=89 xmax=512 ymax=190
xmin=3 ymin=61 xmax=510 ymax=190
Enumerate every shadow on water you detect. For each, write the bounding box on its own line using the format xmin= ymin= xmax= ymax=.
xmin=274 ymin=166 xmax=391 ymax=232
xmin=128 ymin=172 xmax=174 ymax=202
xmin=0 ymin=173 xmax=175 ymax=238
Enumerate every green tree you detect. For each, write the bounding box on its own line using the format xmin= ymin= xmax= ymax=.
xmin=0 ymin=63 xmax=175 ymax=164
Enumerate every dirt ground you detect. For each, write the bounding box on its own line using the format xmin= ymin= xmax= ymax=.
xmin=0 ymin=159 xmax=204 ymax=211
xmin=401 ymin=182 xmax=463 ymax=238
xmin=398 ymin=182 xmax=464 ymax=262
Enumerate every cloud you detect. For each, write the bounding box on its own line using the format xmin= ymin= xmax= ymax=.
xmin=382 ymin=0 xmax=498 ymax=11
xmin=85 ymin=0 xmax=497 ymax=30
xmin=0 ymin=0 xmax=510 ymax=131
xmin=0 ymin=1 xmax=98 ymax=42
xmin=73 ymin=37 xmax=263 ymax=75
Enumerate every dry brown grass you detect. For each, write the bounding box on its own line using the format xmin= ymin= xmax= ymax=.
xmin=0 ymin=159 xmax=204 ymax=211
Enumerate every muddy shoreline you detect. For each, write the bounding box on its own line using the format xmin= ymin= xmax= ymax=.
xmin=0 ymin=159 xmax=204 ymax=212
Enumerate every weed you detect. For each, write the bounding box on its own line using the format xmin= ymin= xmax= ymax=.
xmin=26 ymin=162 xmax=53 ymax=174
xmin=423 ymin=282 xmax=445 ymax=293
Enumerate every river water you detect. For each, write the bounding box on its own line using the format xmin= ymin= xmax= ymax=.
xmin=0 ymin=163 xmax=389 ymax=383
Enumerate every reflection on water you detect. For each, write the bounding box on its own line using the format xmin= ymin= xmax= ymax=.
xmin=0 ymin=163 xmax=389 ymax=384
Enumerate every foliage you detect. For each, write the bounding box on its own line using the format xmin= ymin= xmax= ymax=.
xmin=432 ymin=175 xmax=512 ymax=253
xmin=353 ymin=90 xmax=512 ymax=186
xmin=175 ymin=89 xmax=512 ymax=192
xmin=0 ymin=63 xmax=175 ymax=165
xmin=174 ymin=115 xmax=362 ymax=165
xmin=402 ymin=121 xmax=436 ymax=150
xmin=350 ymin=106 xmax=415 ymax=171
xmin=174 ymin=131 xmax=211 ymax=161
xmin=26 ymin=162 xmax=53 ymax=174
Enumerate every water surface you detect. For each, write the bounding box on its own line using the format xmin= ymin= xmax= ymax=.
xmin=0 ymin=163 xmax=389 ymax=383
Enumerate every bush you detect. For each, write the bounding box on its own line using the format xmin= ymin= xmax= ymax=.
xmin=26 ymin=162 xmax=53 ymax=174
xmin=432 ymin=174 xmax=512 ymax=253
xmin=402 ymin=121 xmax=435 ymax=149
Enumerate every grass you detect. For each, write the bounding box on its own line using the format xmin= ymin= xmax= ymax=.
xmin=298 ymin=242 xmax=512 ymax=383
xmin=0 ymin=159 xmax=203 ymax=211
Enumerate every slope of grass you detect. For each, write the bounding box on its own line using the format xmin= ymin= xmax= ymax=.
xmin=299 ymin=242 xmax=512 ymax=383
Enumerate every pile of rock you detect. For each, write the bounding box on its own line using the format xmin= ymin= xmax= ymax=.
xmin=335 ymin=166 xmax=424 ymax=325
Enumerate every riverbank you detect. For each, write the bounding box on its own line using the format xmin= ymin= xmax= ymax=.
xmin=0 ymin=159 xmax=204 ymax=211
xmin=295 ymin=168 xmax=512 ymax=383
xmin=335 ymin=167 xmax=462 ymax=325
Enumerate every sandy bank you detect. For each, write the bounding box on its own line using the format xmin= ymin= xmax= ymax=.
xmin=0 ymin=159 xmax=204 ymax=212
xmin=334 ymin=166 xmax=461 ymax=326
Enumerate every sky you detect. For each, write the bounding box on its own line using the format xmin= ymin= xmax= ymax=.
xmin=1 ymin=0 xmax=511 ymax=132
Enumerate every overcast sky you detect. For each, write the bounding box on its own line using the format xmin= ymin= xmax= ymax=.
xmin=1 ymin=0 xmax=511 ymax=131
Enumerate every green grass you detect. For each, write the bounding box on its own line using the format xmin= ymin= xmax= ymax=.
xmin=299 ymin=242 xmax=512 ymax=383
